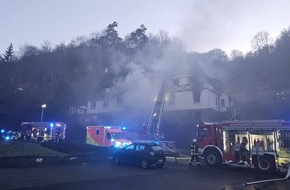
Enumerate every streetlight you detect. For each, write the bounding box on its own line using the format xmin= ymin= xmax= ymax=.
xmin=41 ymin=104 xmax=46 ymax=122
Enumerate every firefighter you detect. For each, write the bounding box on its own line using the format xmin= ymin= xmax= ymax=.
xmin=240 ymin=136 xmax=249 ymax=164
xmin=234 ymin=141 xmax=241 ymax=163
xmin=189 ymin=139 xmax=200 ymax=166
xmin=55 ymin=127 xmax=61 ymax=142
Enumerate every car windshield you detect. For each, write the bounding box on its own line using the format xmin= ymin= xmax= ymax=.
xmin=151 ymin=145 xmax=162 ymax=151
xmin=111 ymin=132 xmax=125 ymax=140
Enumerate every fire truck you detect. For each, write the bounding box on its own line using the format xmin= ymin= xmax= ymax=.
xmin=86 ymin=126 xmax=131 ymax=148
xmin=21 ymin=122 xmax=66 ymax=142
xmin=197 ymin=120 xmax=290 ymax=172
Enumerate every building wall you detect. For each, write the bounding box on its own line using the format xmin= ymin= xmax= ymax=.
xmin=219 ymin=94 xmax=231 ymax=112
xmin=87 ymin=98 xmax=123 ymax=114
xmin=164 ymin=89 xmax=220 ymax=111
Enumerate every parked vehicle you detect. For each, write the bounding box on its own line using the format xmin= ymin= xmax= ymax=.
xmin=86 ymin=126 xmax=131 ymax=148
xmin=20 ymin=122 xmax=66 ymax=142
xmin=113 ymin=141 xmax=166 ymax=169
xmin=197 ymin=120 xmax=290 ymax=172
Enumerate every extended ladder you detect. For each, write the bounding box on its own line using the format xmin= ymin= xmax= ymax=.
xmin=146 ymin=80 xmax=167 ymax=140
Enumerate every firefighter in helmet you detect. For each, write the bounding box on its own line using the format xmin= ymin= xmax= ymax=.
xmin=189 ymin=139 xmax=200 ymax=166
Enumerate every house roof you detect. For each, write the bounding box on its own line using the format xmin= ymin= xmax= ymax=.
xmin=87 ymin=63 xmax=224 ymax=100
xmin=87 ymin=72 xmax=119 ymax=100
xmin=205 ymin=77 xmax=223 ymax=94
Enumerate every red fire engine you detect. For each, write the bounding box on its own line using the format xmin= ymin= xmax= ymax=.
xmin=21 ymin=122 xmax=66 ymax=142
xmin=197 ymin=120 xmax=290 ymax=172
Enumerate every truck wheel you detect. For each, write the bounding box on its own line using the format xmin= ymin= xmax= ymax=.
xmin=25 ymin=135 xmax=31 ymax=141
xmin=37 ymin=137 xmax=43 ymax=142
xmin=141 ymin=159 xmax=150 ymax=169
xmin=205 ymin=150 xmax=222 ymax=166
xmin=254 ymin=155 xmax=276 ymax=172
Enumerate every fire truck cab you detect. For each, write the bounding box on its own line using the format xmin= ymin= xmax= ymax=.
xmin=197 ymin=120 xmax=290 ymax=172
xmin=21 ymin=122 xmax=66 ymax=142
xmin=86 ymin=126 xmax=131 ymax=148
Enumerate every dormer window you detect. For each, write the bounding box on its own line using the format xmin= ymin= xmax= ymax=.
xmin=172 ymin=78 xmax=179 ymax=86
xmin=117 ymin=98 xmax=123 ymax=107
xmin=103 ymin=99 xmax=109 ymax=108
xmin=90 ymin=101 xmax=96 ymax=109
xmin=105 ymin=87 xmax=111 ymax=94
xmin=193 ymin=91 xmax=201 ymax=103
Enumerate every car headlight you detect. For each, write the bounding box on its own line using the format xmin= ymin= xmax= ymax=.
xmin=115 ymin=141 xmax=122 ymax=147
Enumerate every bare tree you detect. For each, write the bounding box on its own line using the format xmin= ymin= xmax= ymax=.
xmin=251 ymin=31 xmax=272 ymax=51
xmin=18 ymin=44 xmax=40 ymax=58
xmin=230 ymin=49 xmax=243 ymax=60
xmin=41 ymin=41 xmax=53 ymax=53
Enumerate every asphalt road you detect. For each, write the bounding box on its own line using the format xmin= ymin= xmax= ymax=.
xmin=0 ymin=159 xmax=289 ymax=190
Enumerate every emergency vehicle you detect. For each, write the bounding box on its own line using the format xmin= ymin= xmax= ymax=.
xmin=86 ymin=126 xmax=131 ymax=148
xmin=21 ymin=122 xmax=66 ymax=142
xmin=197 ymin=120 xmax=290 ymax=172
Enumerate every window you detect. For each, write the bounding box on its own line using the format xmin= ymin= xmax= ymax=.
xmin=221 ymin=99 xmax=225 ymax=107
xmin=105 ymin=87 xmax=111 ymax=94
xmin=172 ymin=78 xmax=179 ymax=86
xmin=103 ymin=99 xmax=109 ymax=108
xmin=198 ymin=127 xmax=210 ymax=137
xmin=106 ymin=132 xmax=112 ymax=140
xmin=216 ymin=98 xmax=218 ymax=106
xmin=90 ymin=101 xmax=96 ymax=109
xmin=189 ymin=76 xmax=197 ymax=83
xmin=136 ymin=145 xmax=145 ymax=151
xmin=125 ymin=144 xmax=135 ymax=151
xmin=168 ymin=93 xmax=175 ymax=105
xmin=96 ymin=130 xmax=99 ymax=135
xmin=193 ymin=91 xmax=201 ymax=103
xmin=116 ymin=98 xmax=123 ymax=107
xmin=151 ymin=145 xmax=162 ymax=151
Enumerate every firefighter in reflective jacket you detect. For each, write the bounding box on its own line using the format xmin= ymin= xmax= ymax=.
xmin=189 ymin=139 xmax=200 ymax=166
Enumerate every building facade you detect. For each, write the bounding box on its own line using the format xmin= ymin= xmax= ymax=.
xmin=76 ymin=73 xmax=233 ymax=147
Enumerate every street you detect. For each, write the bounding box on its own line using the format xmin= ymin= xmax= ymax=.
xmin=0 ymin=159 xmax=289 ymax=190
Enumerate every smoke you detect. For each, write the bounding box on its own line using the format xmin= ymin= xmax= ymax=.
xmin=179 ymin=1 xmax=241 ymax=53
xmin=112 ymin=43 xmax=194 ymax=115
xmin=177 ymin=0 xmax=290 ymax=54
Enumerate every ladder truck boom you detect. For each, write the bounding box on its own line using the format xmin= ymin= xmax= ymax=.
xmin=146 ymin=80 xmax=167 ymax=140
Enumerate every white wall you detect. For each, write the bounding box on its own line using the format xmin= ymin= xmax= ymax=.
xmin=87 ymin=98 xmax=124 ymax=114
xmin=164 ymin=89 xmax=220 ymax=111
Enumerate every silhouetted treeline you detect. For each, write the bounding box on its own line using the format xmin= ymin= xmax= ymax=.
xmin=1 ymin=22 xmax=290 ymax=130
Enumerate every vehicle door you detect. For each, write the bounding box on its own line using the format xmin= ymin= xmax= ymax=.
xmin=134 ymin=144 xmax=147 ymax=164
xmin=119 ymin=144 xmax=135 ymax=163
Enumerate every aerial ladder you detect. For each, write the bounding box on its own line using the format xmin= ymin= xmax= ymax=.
xmin=146 ymin=80 xmax=167 ymax=140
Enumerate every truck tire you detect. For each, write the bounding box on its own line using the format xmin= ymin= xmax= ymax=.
xmin=204 ymin=150 xmax=222 ymax=166
xmin=253 ymin=155 xmax=276 ymax=172
xmin=37 ymin=137 xmax=43 ymax=142
xmin=25 ymin=130 xmax=31 ymax=140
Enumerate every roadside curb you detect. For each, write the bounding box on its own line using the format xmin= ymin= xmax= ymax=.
xmin=0 ymin=154 xmax=108 ymax=168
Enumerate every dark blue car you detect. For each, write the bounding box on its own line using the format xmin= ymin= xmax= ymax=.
xmin=113 ymin=142 xmax=166 ymax=169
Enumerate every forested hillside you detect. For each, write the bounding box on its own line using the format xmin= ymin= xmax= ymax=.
xmin=1 ymin=22 xmax=290 ymax=130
